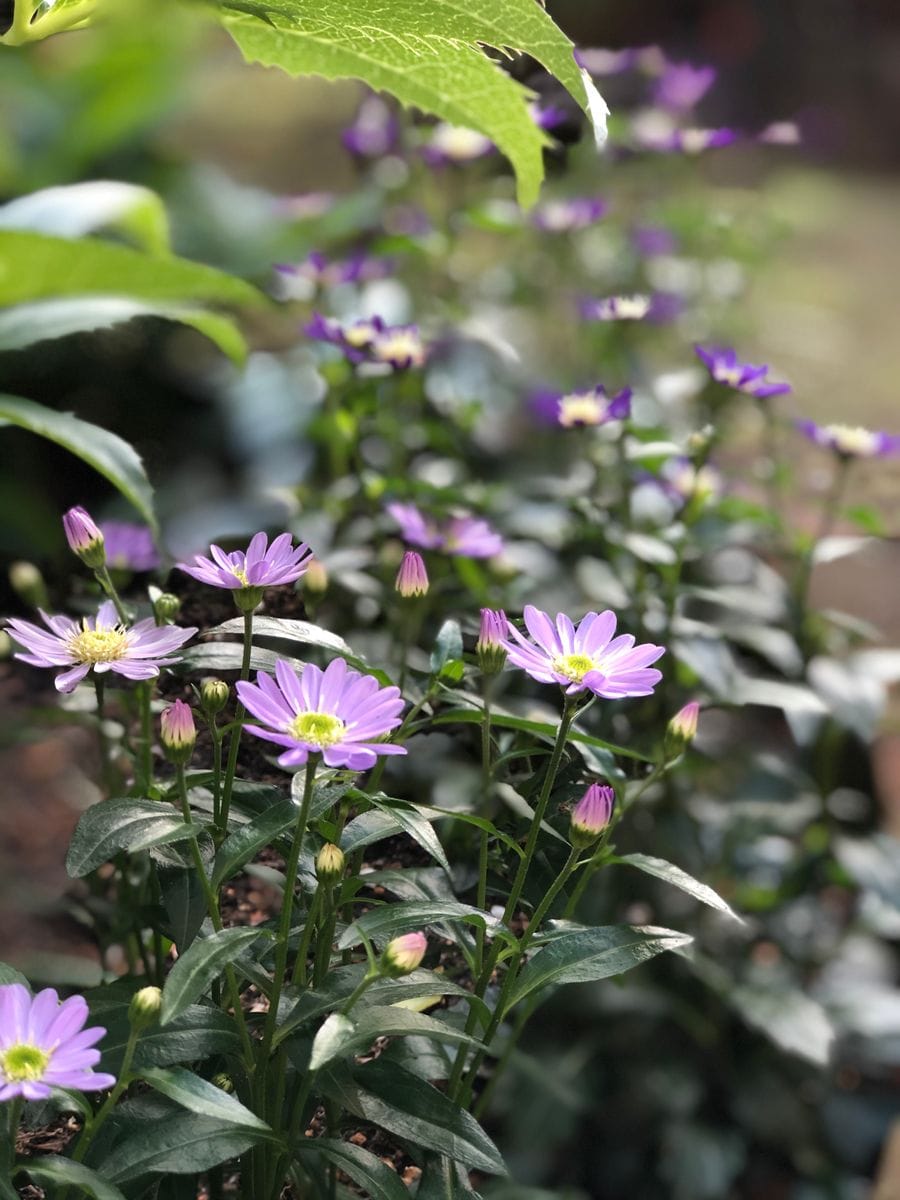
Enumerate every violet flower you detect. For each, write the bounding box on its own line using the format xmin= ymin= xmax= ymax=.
xmin=236 ymin=657 xmax=406 ymax=770
xmin=796 ymin=420 xmax=900 ymax=459
xmin=647 ymin=127 xmax=738 ymax=154
xmin=63 ymin=506 xmax=104 ymax=568
xmin=532 ymin=197 xmax=608 ymax=233
xmin=581 ymin=294 xmax=652 ymax=322
xmin=100 ymin=521 xmax=160 ymax=571
xmin=529 ymin=100 xmax=569 ymax=131
xmin=536 ymin=385 xmax=632 ymax=429
xmin=177 ymin=531 xmax=313 ymax=592
xmin=653 ymin=62 xmax=717 ymax=112
xmin=695 ymin=345 xmax=791 ymax=399
xmin=342 ymin=94 xmax=399 ymax=158
xmin=275 ymin=252 xmax=391 ymax=299
xmin=395 ymin=550 xmax=429 ymax=598
xmin=0 ymin=984 xmax=115 ymax=1101
xmin=7 ymin=601 xmax=196 ymax=694
xmin=502 ymin=605 xmax=664 ymax=698
xmin=570 ymin=782 xmax=615 ymax=845
xmin=386 ymin=502 xmax=503 ymax=558
xmin=305 ymin=314 xmax=427 ymax=370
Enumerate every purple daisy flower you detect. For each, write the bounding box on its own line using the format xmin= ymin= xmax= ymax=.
xmin=236 ymin=657 xmax=406 ymax=770
xmin=7 ymin=601 xmax=196 ymax=694
xmin=99 ymin=521 xmax=160 ymax=571
xmin=532 ymin=197 xmax=608 ymax=233
xmin=305 ymin=314 xmax=427 ymax=370
xmin=177 ymin=531 xmax=313 ymax=592
xmin=537 ymin=385 xmax=632 ymax=429
xmin=581 ymin=294 xmax=652 ymax=322
xmin=274 ymin=252 xmax=392 ymax=300
xmin=648 ymin=127 xmax=738 ymax=155
xmin=653 ymin=62 xmax=717 ymax=112
xmin=421 ymin=123 xmax=494 ymax=165
xmin=796 ymin=419 xmax=900 ymax=459
xmin=386 ymin=502 xmax=503 ymax=558
xmin=501 ymin=605 xmax=664 ymax=698
xmin=0 ymin=985 xmax=115 ymax=1101
xmin=342 ymin=94 xmax=399 ymax=158
xmin=695 ymin=345 xmax=791 ymax=399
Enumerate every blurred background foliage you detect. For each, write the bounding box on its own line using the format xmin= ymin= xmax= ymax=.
xmin=2 ymin=1 xmax=900 ymax=1198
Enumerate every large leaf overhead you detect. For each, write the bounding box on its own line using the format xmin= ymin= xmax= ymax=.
xmin=218 ymin=0 xmax=590 ymax=207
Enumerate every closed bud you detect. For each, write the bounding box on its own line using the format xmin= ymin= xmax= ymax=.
xmin=9 ymin=561 xmax=49 ymax=610
xmin=395 ymin=550 xmax=429 ymax=598
xmin=160 ymin=699 xmax=196 ymax=763
xmin=211 ymin=1072 xmax=235 ymax=1094
xmin=380 ymin=931 xmax=427 ymax=977
xmin=664 ymin=701 xmax=700 ymax=759
xmin=129 ymin=985 xmax=162 ymax=1031
xmin=476 ymin=608 xmax=507 ymax=675
xmin=200 ymin=678 xmax=230 ymax=716
xmin=153 ymin=592 xmax=181 ymax=624
xmin=569 ymin=782 xmax=615 ymax=847
xmin=63 ymin=506 xmax=106 ymax=570
xmin=303 ymin=557 xmax=329 ymax=597
xmin=316 ymin=843 xmax=345 ymax=885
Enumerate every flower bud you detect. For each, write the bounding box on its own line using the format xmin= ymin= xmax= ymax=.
xmin=303 ymin=557 xmax=329 ymax=597
xmin=211 ymin=1072 xmax=235 ymax=1094
xmin=200 ymin=678 xmax=230 ymax=716
xmin=395 ymin=550 xmax=429 ymax=598
xmin=316 ymin=843 xmax=345 ymax=885
xmin=476 ymin=608 xmax=507 ymax=675
xmin=160 ymin=699 xmax=196 ymax=763
xmin=664 ymin=701 xmax=700 ymax=759
xmin=129 ymin=985 xmax=162 ymax=1031
xmin=9 ymin=561 xmax=49 ymax=610
xmin=153 ymin=593 xmax=181 ymax=624
xmin=380 ymin=931 xmax=427 ymax=977
xmin=63 ymin=506 xmax=106 ymax=570
xmin=569 ymin=783 xmax=615 ymax=847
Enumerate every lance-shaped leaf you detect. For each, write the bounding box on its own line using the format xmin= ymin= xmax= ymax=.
xmin=17 ymin=1158 xmax=127 ymax=1200
xmin=211 ymin=799 xmax=299 ymax=888
xmin=338 ymin=900 xmax=509 ymax=950
xmin=66 ymin=799 xmax=205 ymax=877
xmin=140 ymin=1066 xmax=272 ymax=1132
xmin=612 ymin=853 xmax=743 ymax=922
xmin=101 ymin=1113 xmax=264 ymax=1183
xmin=296 ymin=1138 xmax=411 ymax=1200
xmin=160 ymin=927 xmax=269 ymax=1024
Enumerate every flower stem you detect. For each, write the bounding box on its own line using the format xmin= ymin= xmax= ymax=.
xmin=218 ymin=611 xmax=254 ymax=838
xmin=135 ymin=681 xmax=153 ymax=795
xmin=94 ymin=565 xmax=130 ymax=624
xmin=475 ymin=682 xmax=494 ymax=973
xmin=72 ymin=1026 xmax=139 ymax=1165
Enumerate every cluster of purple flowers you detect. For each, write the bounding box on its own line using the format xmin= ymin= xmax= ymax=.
xmin=305 ymin=313 xmax=427 ymax=370
xmin=695 ymin=345 xmax=792 ymax=399
xmin=387 ymin=502 xmax=503 ymax=559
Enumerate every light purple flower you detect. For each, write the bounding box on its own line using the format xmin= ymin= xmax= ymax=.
xmin=653 ymin=62 xmax=717 ymax=112
xmin=381 ymin=932 xmax=427 ymax=976
xmin=236 ymin=657 xmax=406 ymax=770
xmin=421 ymin=124 xmax=494 ymax=165
xmin=477 ymin=608 xmax=507 ymax=674
xmin=536 ymin=385 xmax=632 ymax=429
xmin=502 ymin=605 xmax=664 ymax=698
xmin=160 ymin=698 xmax=196 ymax=760
xmin=632 ymin=225 xmax=678 ymax=256
xmin=274 ymin=252 xmax=391 ymax=299
xmin=646 ymin=127 xmax=738 ymax=154
xmin=661 ymin=458 xmax=723 ymax=506
xmin=62 ymin=506 xmax=103 ymax=563
xmin=395 ymin=550 xmax=429 ymax=598
xmin=570 ymin=782 xmax=615 ymax=844
xmin=0 ymin=984 xmax=115 ymax=1102
xmin=386 ymin=502 xmax=503 ymax=558
xmin=342 ymin=94 xmax=399 ymax=158
xmin=7 ymin=601 xmax=196 ymax=694
xmin=529 ymin=100 xmax=569 ymax=131
xmin=695 ymin=345 xmax=791 ymax=399
xmin=100 ymin=521 xmax=160 ymax=571
xmin=177 ymin=532 xmax=313 ymax=592
xmin=532 ymin=197 xmax=608 ymax=233
xmin=758 ymin=121 xmax=801 ymax=146
xmin=581 ymin=294 xmax=652 ymax=322
xmin=796 ymin=420 xmax=900 ymax=459
xmin=305 ymin=313 xmax=427 ymax=370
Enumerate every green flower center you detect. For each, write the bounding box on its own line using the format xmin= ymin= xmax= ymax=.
xmin=68 ymin=626 xmax=129 ymax=664
xmin=289 ymin=711 xmax=345 ymax=747
xmin=1 ymin=1043 xmax=51 ymax=1082
xmin=553 ymin=653 xmax=595 ymax=683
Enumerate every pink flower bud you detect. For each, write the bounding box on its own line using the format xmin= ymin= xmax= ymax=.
xmin=570 ymin=782 xmax=614 ymax=847
xmin=62 ymin=506 xmax=105 ymax=569
xmin=476 ymin=608 xmax=507 ymax=675
xmin=665 ymin=701 xmax=700 ymax=758
xmin=395 ymin=550 xmax=429 ymax=598
xmin=381 ymin=931 xmax=427 ymax=976
xmin=160 ymin=699 xmax=196 ymax=763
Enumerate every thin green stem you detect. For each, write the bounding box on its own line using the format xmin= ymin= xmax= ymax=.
xmin=210 ymin=724 xmax=224 ymax=828
xmin=291 ymin=887 xmax=321 ymax=988
xmin=94 ymin=565 xmax=130 ymax=624
xmin=475 ymin=683 xmax=493 ymax=973
xmin=72 ymin=1026 xmax=139 ymax=1165
xmin=219 ymin=611 xmax=254 ymax=837
xmin=136 ymin=682 xmax=153 ymax=795
xmin=3 ymin=1097 xmax=23 ymax=1173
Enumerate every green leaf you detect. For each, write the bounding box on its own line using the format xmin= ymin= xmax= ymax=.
xmin=207 ymin=615 xmax=353 ymax=656
xmin=0 ymin=181 xmax=170 ymax=253
xmin=727 ymin=983 xmax=834 ymax=1065
xmin=212 ymin=799 xmax=299 ymax=888
xmin=113 ymin=1005 xmax=241 ymax=1073
xmin=338 ymin=900 xmax=506 ymax=950
xmin=0 ymin=394 xmax=157 ymax=533
xmin=309 ymin=1011 xmax=355 ymax=1070
xmin=434 ymin=702 xmax=650 ymax=762
xmin=18 ymin=1156 xmax=127 ymax=1200
xmin=0 ymin=961 xmax=30 ymax=987
xmin=178 ymin=643 xmax=300 ymax=675
xmin=365 ymin=793 xmax=451 ymax=875
xmin=505 ymin=924 xmax=693 ymax=1013
xmin=322 ymin=1058 xmax=505 ymax=1174
xmin=612 ymin=854 xmax=743 ymax=922
xmin=340 ymin=1005 xmax=481 ymax=1058
xmin=296 ymin=1138 xmax=411 ymax=1200
xmin=101 ymin=1113 xmax=263 ymax=1183
xmin=65 ymin=799 xmax=205 ymax=877
xmin=431 ymin=619 xmax=463 ymax=677
xmin=140 ymin=1066 xmax=271 ymax=1132
xmin=416 ymin=1157 xmax=483 ymax=1200
xmin=159 ymin=866 xmax=208 ymax=952
xmin=160 ymin=928 xmax=268 ymax=1024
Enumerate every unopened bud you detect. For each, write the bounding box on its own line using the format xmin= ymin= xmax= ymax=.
xmin=200 ymin=678 xmax=229 ymax=716
xmin=160 ymin=699 xmax=196 ymax=763
xmin=316 ymin=843 xmax=345 ymax=885
xmin=129 ymin=985 xmax=162 ymax=1031
xmin=9 ymin=561 xmax=49 ymax=609
xmin=303 ymin=558 xmax=329 ymax=597
xmin=395 ymin=550 xmax=429 ymax=598
xmin=476 ymin=608 xmax=507 ymax=675
xmin=153 ymin=592 xmax=181 ymax=624
xmin=664 ymin=701 xmax=700 ymax=759
xmin=569 ymin=782 xmax=615 ymax=848
xmin=380 ymin=931 xmax=427 ymax=977
xmin=63 ymin=506 xmax=106 ymax=570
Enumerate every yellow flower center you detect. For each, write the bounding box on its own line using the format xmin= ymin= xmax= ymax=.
xmin=1 ymin=1043 xmax=50 ymax=1082
xmin=558 ymin=394 xmax=605 ymax=427
xmin=232 ymin=567 xmax=250 ymax=586
xmin=289 ymin=711 xmax=345 ymax=747
xmin=823 ymin=424 xmax=877 ymax=455
xmin=344 ymin=323 xmax=378 ymax=348
xmin=716 ymin=366 xmax=745 ymax=387
xmin=373 ymin=332 xmax=424 ymax=365
xmin=68 ymin=626 xmax=129 ymax=664
xmin=553 ymin=653 xmax=596 ymax=682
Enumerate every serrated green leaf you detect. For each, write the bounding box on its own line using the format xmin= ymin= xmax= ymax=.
xmin=296 ymin=1138 xmax=411 ymax=1200
xmin=65 ymin=799 xmax=205 ymax=877
xmin=504 ymin=924 xmax=693 ymax=1013
xmin=338 ymin=900 xmax=506 ymax=950
xmin=17 ymin=1157 xmax=127 ymax=1200
xmin=212 ymin=799 xmax=299 ymax=888
xmin=613 ymin=854 xmax=743 ymax=922
xmin=0 ymin=394 xmax=157 ymax=533
xmin=161 ymin=927 xmax=267 ymax=1024
xmin=140 ymin=1066 xmax=271 ymax=1131
xmin=101 ymin=1112 xmax=263 ymax=1183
